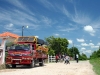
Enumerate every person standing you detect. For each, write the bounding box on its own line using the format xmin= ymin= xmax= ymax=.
xmin=64 ymin=55 xmax=70 ymax=64
xmin=76 ymin=54 xmax=79 ymax=63
xmin=55 ymin=54 xmax=59 ymax=63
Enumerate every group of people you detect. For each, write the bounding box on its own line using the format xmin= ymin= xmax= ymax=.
xmin=55 ymin=54 xmax=70 ymax=64
xmin=55 ymin=54 xmax=79 ymax=64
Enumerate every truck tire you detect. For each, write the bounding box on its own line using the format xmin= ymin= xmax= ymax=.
xmin=6 ymin=64 xmax=10 ymax=68
xmin=39 ymin=59 xmax=44 ymax=66
xmin=30 ymin=60 xmax=35 ymax=68
xmin=12 ymin=64 xmax=16 ymax=68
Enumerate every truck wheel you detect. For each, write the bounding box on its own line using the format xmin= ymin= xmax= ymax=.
xmin=30 ymin=60 xmax=35 ymax=68
xmin=39 ymin=59 xmax=44 ymax=66
xmin=12 ymin=64 xmax=16 ymax=68
xmin=6 ymin=64 xmax=10 ymax=68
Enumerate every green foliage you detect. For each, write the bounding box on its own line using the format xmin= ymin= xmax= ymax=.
xmin=48 ymin=48 xmax=55 ymax=56
xmin=45 ymin=36 xmax=69 ymax=54
xmin=97 ymin=49 xmax=100 ymax=57
xmin=68 ymin=47 xmax=80 ymax=57
xmin=45 ymin=36 xmax=88 ymax=60
xmin=90 ymin=58 xmax=100 ymax=75
xmin=79 ymin=53 xmax=87 ymax=60
xmin=6 ymin=42 xmax=13 ymax=47
xmin=90 ymin=49 xmax=100 ymax=59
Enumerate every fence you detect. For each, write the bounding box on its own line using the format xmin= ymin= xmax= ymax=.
xmin=47 ymin=55 xmax=74 ymax=63
xmin=48 ymin=55 xmax=56 ymax=63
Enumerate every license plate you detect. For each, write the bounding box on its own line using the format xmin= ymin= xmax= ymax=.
xmin=15 ymin=62 xmax=19 ymax=64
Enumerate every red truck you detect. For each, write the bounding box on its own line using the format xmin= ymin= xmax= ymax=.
xmin=6 ymin=36 xmax=48 ymax=68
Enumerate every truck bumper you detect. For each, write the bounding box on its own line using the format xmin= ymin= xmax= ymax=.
xmin=6 ymin=56 xmax=32 ymax=65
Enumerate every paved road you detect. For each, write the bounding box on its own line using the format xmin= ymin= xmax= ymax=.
xmin=0 ymin=60 xmax=96 ymax=75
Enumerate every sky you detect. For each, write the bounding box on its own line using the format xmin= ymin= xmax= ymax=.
xmin=0 ymin=0 xmax=100 ymax=57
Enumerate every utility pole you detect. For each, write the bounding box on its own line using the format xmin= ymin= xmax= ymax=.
xmin=22 ymin=26 xmax=24 ymax=36
xmin=73 ymin=42 xmax=74 ymax=60
xmin=22 ymin=26 xmax=28 ymax=36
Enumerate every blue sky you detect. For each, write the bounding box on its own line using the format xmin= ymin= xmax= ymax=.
xmin=0 ymin=0 xmax=100 ymax=57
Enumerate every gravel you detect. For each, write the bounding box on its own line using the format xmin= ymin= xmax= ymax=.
xmin=0 ymin=60 xmax=96 ymax=75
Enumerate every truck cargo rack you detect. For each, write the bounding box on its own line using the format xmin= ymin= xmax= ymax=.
xmin=15 ymin=36 xmax=48 ymax=45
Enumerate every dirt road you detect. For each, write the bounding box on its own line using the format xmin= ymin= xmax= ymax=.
xmin=0 ymin=60 xmax=96 ymax=75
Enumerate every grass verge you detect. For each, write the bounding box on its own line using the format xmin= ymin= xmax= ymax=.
xmin=89 ymin=58 xmax=100 ymax=75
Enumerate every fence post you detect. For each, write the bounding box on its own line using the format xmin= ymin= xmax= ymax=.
xmin=51 ymin=55 xmax=52 ymax=62
xmin=48 ymin=55 xmax=49 ymax=63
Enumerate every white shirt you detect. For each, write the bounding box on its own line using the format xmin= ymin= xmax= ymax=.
xmin=76 ymin=54 xmax=78 ymax=58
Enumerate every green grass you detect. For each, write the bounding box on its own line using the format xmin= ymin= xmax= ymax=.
xmin=89 ymin=58 xmax=100 ymax=75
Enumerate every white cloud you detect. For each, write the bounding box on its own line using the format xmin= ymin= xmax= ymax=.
xmin=0 ymin=9 xmax=38 ymax=28
xmin=54 ymin=33 xmax=60 ymax=36
xmin=97 ymin=43 xmax=100 ymax=46
xmin=58 ymin=25 xmax=78 ymax=32
xmin=62 ymin=6 xmax=91 ymax=25
xmin=0 ymin=7 xmax=54 ymax=33
xmin=9 ymin=23 xmax=13 ymax=27
xmin=90 ymin=33 xmax=95 ymax=36
xmin=90 ymin=40 xmax=92 ymax=42
xmin=5 ymin=23 xmax=14 ymax=30
xmin=63 ymin=6 xmax=71 ymax=19
xmin=89 ymin=43 xmax=94 ymax=46
xmin=4 ymin=23 xmax=20 ymax=33
xmin=7 ymin=0 xmax=34 ymax=16
xmin=68 ymin=40 xmax=73 ymax=44
xmin=76 ymin=45 xmax=81 ymax=47
xmin=37 ymin=0 xmax=55 ymax=10
xmin=91 ymin=46 xmax=99 ymax=48
xmin=7 ymin=0 xmax=25 ymax=10
xmin=35 ymin=36 xmax=39 ymax=38
xmin=83 ymin=50 xmax=92 ymax=54
xmin=84 ymin=25 xmax=95 ymax=36
xmin=77 ymin=38 xmax=85 ymax=42
xmin=81 ymin=47 xmax=86 ymax=50
xmin=81 ymin=43 xmax=89 ymax=46
xmin=41 ymin=16 xmax=52 ymax=26
xmin=59 ymin=27 xmax=76 ymax=32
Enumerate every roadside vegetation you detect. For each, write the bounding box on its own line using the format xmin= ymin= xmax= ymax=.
xmin=45 ymin=36 xmax=87 ymax=60
xmin=90 ymin=49 xmax=100 ymax=75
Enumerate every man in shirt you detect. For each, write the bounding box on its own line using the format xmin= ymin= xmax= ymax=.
xmin=76 ymin=54 xmax=79 ymax=63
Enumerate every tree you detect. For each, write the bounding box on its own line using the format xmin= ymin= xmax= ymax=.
xmin=90 ymin=49 xmax=100 ymax=59
xmin=79 ymin=53 xmax=87 ymax=60
xmin=90 ymin=51 xmax=97 ymax=59
xmin=97 ymin=49 xmax=100 ymax=57
xmin=6 ymin=42 xmax=13 ymax=47
xmin=48 ymin=48 xmax=55 ymax=56
xmin=68 ymin=47 xmax=80 ymax=57
xmin=45 ymin=36 xmax=69 ymax=55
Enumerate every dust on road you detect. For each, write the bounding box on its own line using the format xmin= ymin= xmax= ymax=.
xmin=0 ymin=60 xmax=96 ymax=75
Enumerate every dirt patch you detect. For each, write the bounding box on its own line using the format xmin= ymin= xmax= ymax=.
xmin=0 ymin=60 xmax=96 ymax=75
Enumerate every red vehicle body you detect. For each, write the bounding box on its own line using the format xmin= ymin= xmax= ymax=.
xmin=6 ymin=36 xmax=48 ymax=68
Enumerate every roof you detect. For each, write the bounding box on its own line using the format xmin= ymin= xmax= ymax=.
xmin=0 ymin=32 xmax=20 ymax=38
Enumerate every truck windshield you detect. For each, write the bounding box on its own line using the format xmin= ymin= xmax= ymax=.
xmin=10 ymin=44 xmax=30 ymax=51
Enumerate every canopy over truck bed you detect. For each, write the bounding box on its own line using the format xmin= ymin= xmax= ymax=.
xmin=15 ymin=36 xmax=48 ymax=45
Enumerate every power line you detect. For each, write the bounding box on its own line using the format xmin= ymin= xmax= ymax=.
xmin=24 ymin=27 xmax=33 ymax=36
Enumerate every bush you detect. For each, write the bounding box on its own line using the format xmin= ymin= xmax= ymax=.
xmin=0 ymin=64 xmax=6 ymax=70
